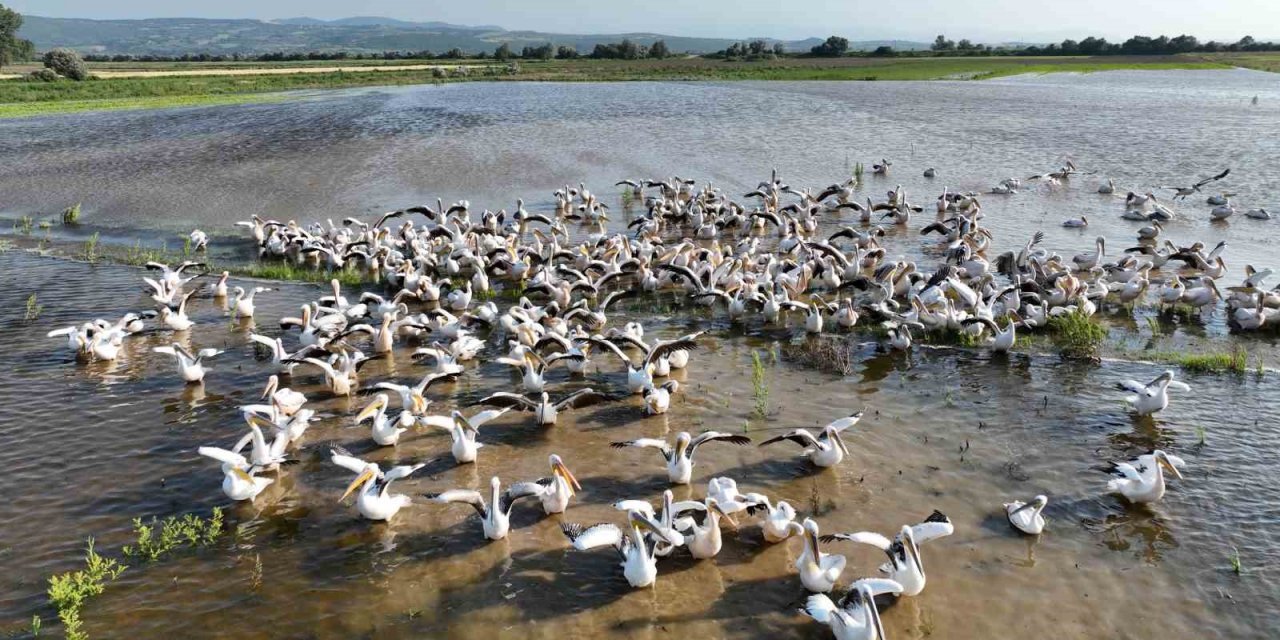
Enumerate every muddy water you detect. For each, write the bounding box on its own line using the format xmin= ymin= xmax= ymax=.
xmin=0 ymin=249 xmax=1275 ymax=639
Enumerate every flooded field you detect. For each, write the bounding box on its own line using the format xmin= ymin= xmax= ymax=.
xmin=1 ymin=71 xmax=1278 ymax=639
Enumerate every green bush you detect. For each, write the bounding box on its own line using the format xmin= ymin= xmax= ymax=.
xmin=43 ymin=48 xmax=90 ymax=81
xmin=26 ymin=68 xmax=58 ymax=82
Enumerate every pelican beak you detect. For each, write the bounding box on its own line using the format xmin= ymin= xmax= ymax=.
xmin=410 ymin=392 xmax=429 ymax=415
xmin=261 ymin=376 xmax=276 ymax=400
xmin=1159 ymin=457 xmax=1184 ymax=480
xmin=711 ymin=502 xmax=739 ymax=528
xmin=629 ymin=511 xmax=677 ymax=544
xmin=554 ymin=459 xmax=582 ymax=494
xmin=232 ymin=467 xmax=254 ymax=483
xmin=356 ymin=399 xmax=383 ymax=423
xmin=340 ymin=468 xmax=375 ymax=502
xmin=866 ymin=585 xmax=888 ymax=640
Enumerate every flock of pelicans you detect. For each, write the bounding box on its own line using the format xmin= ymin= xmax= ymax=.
xmin=47 ymin=162 xmax=1254 ymax=638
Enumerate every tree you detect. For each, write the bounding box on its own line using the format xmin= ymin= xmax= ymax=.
xmin=649 ymin=40 xmax=670 ymax=59
xmin=556 ymin=45 xmax=578 ymax=59
xmin=494 ymin=43 xmax=512 ymax=61
xmin=44 ymin=48 xmax=90 ymax=81
xmin=932 ymin=35 xmax=955 ymax=51
xmin=0 ymin=3 xmax=35 ymax=70
xmin=871 ymin=45 xmax=895 ymax=57
xmin=810 ymin=36 xmax=849 ymax=57
xmin=772 ymin=42 xmax=785 ymax=56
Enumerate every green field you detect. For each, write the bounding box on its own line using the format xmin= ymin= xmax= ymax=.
xmin=1 ymin=53 xmax=1273 ymax=119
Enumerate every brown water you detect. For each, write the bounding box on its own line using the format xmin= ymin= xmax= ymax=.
xmin=1 ymin=72 xmax=1279 ymax=639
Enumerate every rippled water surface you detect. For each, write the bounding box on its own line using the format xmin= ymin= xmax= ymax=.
xmin=2 ymin=72 xmax=1279 ymax=639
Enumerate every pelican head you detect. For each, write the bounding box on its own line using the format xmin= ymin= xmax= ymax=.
xmin=675 ymin=431 xmax=692 ymax=456
xmin=706 ymin=497 xmax=738 ymax=527
xmin=549 ymin=454 xmax=581 ymax=495
xmin=1009 ymin=494 xmax=1048 ymax=516
xmin=261 ymin=375 xmax=280 ymax=400
xmin=340 ymin=465 xmax=377 ymax=502
xmin=1153 ymin=450 xmax=1184 ymax=480
xmin=356 ymin=394 xmax=388 ymax=423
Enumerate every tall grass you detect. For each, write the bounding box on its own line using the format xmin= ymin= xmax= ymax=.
xmin=1046 ymin=311 xmax=1108 ymax=360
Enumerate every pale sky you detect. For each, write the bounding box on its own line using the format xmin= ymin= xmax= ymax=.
xmin=8 ymin=0 xmax=1280 ymax=43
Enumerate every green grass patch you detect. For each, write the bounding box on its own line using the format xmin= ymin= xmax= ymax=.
xmin=1146 ymin=345 xmax=1248 ymax=374
xmin=1046 ymin=311 xmax=1108 ymax=360
xmin=0 ymin=93 xmax=290 ymax=119
xmin=122 ymin=508 xmax=224 ymax=562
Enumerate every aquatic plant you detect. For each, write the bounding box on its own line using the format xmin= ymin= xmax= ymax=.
xmin=24 ymin=293 xmax=42 ymax=322
xmin=1196 ymin=426 xmax=1206 ymax=446
xmin=781 ymin=338 xmax=858 ymax=376
xmin=249 ymin=553 xmax=263 ymax=591
xmin=81 ymin=233 xmax=99 ymax=263
xmin=29 ymin=615 xmax=41 ymax=637
xmin=122 ymin=508 xmax=224 ymax=562
xmin=620 ymin=187 xmax=634 ymax=208
xmin=14 ymin=215 xmax=34 ymax=235
xmin=1046 ymin=311 xmax=1107 ymax=360
xmin=1229 ymin=546 xmax=1242 ymax=575
xmin=61 ymin=203 xmax=81 ymax=225
xmin=751 ymin=350 xmax=769 ymax=418
xmin=853 ymin=161 xmax=864 ymax=184
xmin=181 ymin=235 xmax=192 ymax=257
xmin=47 ymin=538 xmax=127 ymax=640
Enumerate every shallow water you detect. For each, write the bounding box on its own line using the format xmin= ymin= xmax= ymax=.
xmin=1 ymin=72 xmax=1279 ymax=638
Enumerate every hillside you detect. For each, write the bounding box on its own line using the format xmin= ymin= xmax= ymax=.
xmin=15 ymin=15 xmax=929 ymax=55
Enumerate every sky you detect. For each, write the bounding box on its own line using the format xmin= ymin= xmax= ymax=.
xmin=9 ymin=0 xmax=1280 ymax=43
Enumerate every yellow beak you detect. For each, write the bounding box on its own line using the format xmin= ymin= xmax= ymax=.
xmin=356 ymin=399 xmax=383 ymax=424
xmin=554 ymin=461 xmax=582 ymax=495
xmin=340 ymin=468 xmax=375 ymax=502
xmin=232 ymin=467 xmax=254 ymax=483
xmin=410 ymin=393 xmax=428 ymax=415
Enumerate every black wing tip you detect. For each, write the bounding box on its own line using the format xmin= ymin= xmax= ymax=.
xmin=818 ymin=534 xmax=840 ymax=543
xmin=924 ymin=509 xmax=950 ymax=524
xmin=609 ymin=441 xmax=630 ymax=449
xmin=727 ymin=435 xmax=753 ymax=445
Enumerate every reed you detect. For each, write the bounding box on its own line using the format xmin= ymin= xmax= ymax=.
xmin=81 ymin=233 xmax=99 ymax=263
xmin=1147 ymin=345 xmax=1247 ymax=374
xmin=14 ymin=215 xmax=33 ymax=235
xmin=62 ymin=203 xmax=81 ymax=225
xmin=751 ymin=350 xmax=769 ymax=418
xmin=24 ymin=293 xmax=42 ymax=322
xmin=1230 ymin=546 xmax=1242 ymax=575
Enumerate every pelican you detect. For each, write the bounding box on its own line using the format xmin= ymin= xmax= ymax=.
xmin=561 ymin=510 xmax=680 ymax=588
xmin=1061 ymin=215 xmax=1088 ymax=228
xmin=1246 ymin=208 xmax=1272 ymax=220
xmin=1098 ymin=178 xmax=1116 ymax=194
xmin=261 ymin=375 xmax=306 ymax=416
xmin=494 ymin=351 xmax=583 ymax=393
xmin=610 ymin=431 xmax=752 ymax=485
xmin=196 ymin=446 xmax=273 ymax=501
xmin=355 ymin=394 xmax=407 ymax=446
xmin=821 ymin=511 xmax=954 ymax=596
xmin=1004 ymin=495 xmax=1048 ymax=535
xmin=424 ymin=476 xmax=540 ymax=540
xmin=1108 ymin=450 xmax=1185 ymax=504
xmin=758 ymin=411 xmax=863 ymax=468
xmin=232 ymin=286 xmax=270 ymax=319
xmin=743 ymin=493 xmax=798 ymax=542
xmin=1073 ymin=237 xmax=1106 ymax=271
xmin=1164 ymin=168 xmax=1230 ymax=200
xmin=923 ymin=167 xmax=937 ymax=178
xmin=189 ymin=229 xmax=208 ymax=252
xmin=642 ymin=380 xmax=679 ymax=415
xmin=1116 ymin=370 xmax=1190 ymax=416
xmin=800 ymin=578 xmax=904 ymax=640
xmin=432 ymin=409 xmax=510 ymax=464
xmin=152 ymin=343 xmax=222 ymax=383
xmin=507 ymin=454 xmax=582 ymax=514
xmin=471 ymin=388 xmax=608 ymax=426
xmin=330 ymin=446 xmax=426 ymax=521
xmin=789 ymin=518 xmax=847 ymax=593
xmin=159 ymin=290 xmax=197 ymax=331
xmin=588 ymin=332 xmax=701 ymax=394
xmin=680 ymin=497 xmax=737 ymax=559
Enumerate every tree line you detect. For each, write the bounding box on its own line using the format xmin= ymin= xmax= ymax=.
xmin=931 ymin=34 xmax=1280 ymax=56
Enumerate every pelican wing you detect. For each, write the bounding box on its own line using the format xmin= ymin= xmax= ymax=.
xmin=645 ymin=333 xmax=703 ymax=367
xmin=198 ymin=446 xmax=247 ymax=468
xmin=468 ymin=407 xmax=511 ymax=428
xmin=1167 ymin=380 xmax=1191 ymax=392
xmin=560 ymin=522 xmax=623 ymax=551
xmin=1116 ymin=379 xmax=1150 ymax=395
xmin=821 ymin=531 xmax=892 ymax=550
xmin=758 ymin=429 xmax=820 ymax=449
xmin=472 ymin=392 xmax=538 ymax=410
xmin=911 ymin=510 xmax=954 ymax=543
xmin=851 ymin=577 xmax=905 ymax=597
xmin=425 ymin=489 xmax=488 ymax=518
xmin=329 ymin=446 xmax=368 ymax=475
xmin=687 ymin=431 xmax=752 ymax=456
xmin=586 ymin=336 xmax=634 ymax=367
xmin=499 ymin=482 xmax=543 ymax=514
xmin=610 ymin=438 xmax=673 ymax=457
xmin=610 ymin=499 xmax=655 ymax=516
xmin=554 ymin=388 xmax=610 ymax=410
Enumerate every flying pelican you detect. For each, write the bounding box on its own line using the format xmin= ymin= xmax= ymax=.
xmin=471 ymin=388 xmax=609 ymax=426
xmin=424 ymin=476 xmax=541 ymax=540
xmin=1108 ymin=450 xmax=1185 ymax=504
xmin=330 ymin=446 xmax=426 ymax=521
xmin=821 ymin=511 xmax=954 ymax=596
xmin=800 ymin=578 xmax=905 ymax=640
xmin=507 ymin=454 xmax=582 ymax=514
xmin=1164 ymin=168 xmax=1230 ymax=200
xmin=1004 ymin=495 xmax=1048 ymax=535
xmin=788 ymin=518 xmax=847 ymax=593
xmin=152 ymin=343 xmax=222 ymax=383
xmin=758 ymin=411 xmax=864 ymax=468
xmin=1116 ymin=370 xmax=1189 ymax=416
xmin=196 ymin=446 xmax=274 ymax=501
xmin=560 ymin=510 xmax=680 ymax=588
xmin=610 ymin=431 xmax=752 ymax=484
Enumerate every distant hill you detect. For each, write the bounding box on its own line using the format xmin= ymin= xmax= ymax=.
xmin=15 ymin=15 xmax=930 ymax=56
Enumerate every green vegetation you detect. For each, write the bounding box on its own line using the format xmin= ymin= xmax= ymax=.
xmin=122 ymin=508 xmax=224 ymax=562
xmin=1046 ymin=311 xmax=1108 ymax=360
xmin=47 ymin=539 xmax=127 ymax=640
xmin=81 ymin=232 xmax=98 ymax=262
xmin=0 ymin=3 xmax=34 ymax=71
xmin=1146 ymin=345 xmax=1248 ymax=374
xmin=751 ymin=350 xmax=769 ymax=418
xmin=24 ymin=292 xmax=41 ymax=321
xmin=13 ymin=214 xmax=32 ymax=234
xmin=61 ymin=203 xmax=81 ymax=224
xmin=43 ymin=48 xmax=89 ymax=81
xmin=1230 ymin=546 xmax=1242 ymax=575
xmin=1196 ymin=426 xmax=1206 ymax=446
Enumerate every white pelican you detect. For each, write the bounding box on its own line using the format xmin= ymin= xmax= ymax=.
xmin=232 ymin=286 xmax=271 ymax=319
xmin=1164 ymin=168 xmax=1229 ymax=200
xmin=189 ymin=229 xmax=208 ymax=252
xmin=1116 ymin=370 xmax=1189 ymax=416
xmin=159 ymin=290 xmax=197 ymax=332
xmin=471 ymin=388 xmax=609 ymax=426
xmin=642 ymin=380 xmax=679 ymax=415
xmin=610 ymin=489 xmax=699 ymax=557
xmin=758 ymin=411 xmax=863 ymax=468
xmin=196 ymin=446 xmax=273 ymax=501
xmin=788 ymin=518 xmax=847 ymax=593
xmin=508 ymin=454 xmax=582 ymax=514
xmin=207 ymin=271 xmax=229 ymax=298
xmin=425 ymin=476 xmax=540 ymax=540
xmin=494 ymin=351 xmax=583 ymax=393
xmin=961 ymin=313 xmax=1022 ymax=353
xmin=1098 ymin=178 xmax=1116 ymax=194
xmin=821 ymin=511 xmax=954 ymax=597
xmin=356 ymin=394 xmax=408 ymax=446
xmin=800 ymin=578 xmax=904 ymax=640
xmin=743 ymin=493 xmax=798 ymax=543
xmin=152 ymin=343 xmax=222 ymax=383
xmin=1108 ymin=450 xmax=1185 ymax=504
xmin=1245 ymin=208 xmax=1271 ymax=220
xmin=1004 ymin=495 xmax=1048 ymax=535
xmin=330 ymin=446 xmax=426 ymax=521
xmin=261 ymin=375 xmax=306 ymax=416
xmin=431 ymin=409 xmax=510 ymax=464
xmin=1061 ymin=215 xmax=1088 ymax=228
xmin=610 ymin=431 xmax=752 ymax=485
xmin=249 ymin=333 xmax=311 ymax=375
xmin=561 ymin=510 xmax=679 ymax=588
xmin=680 ymin=497 xmax=737 ymax=559
xmin=373 ymin=370 xmax=462 ymax=418
xmin=588 ymin=332 xmax=701 ymax=394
